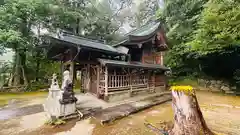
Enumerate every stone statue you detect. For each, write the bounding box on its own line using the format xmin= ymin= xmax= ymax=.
xmin=59 ymin=70 xmax=77 ymax=104
xmin=44 ymin=73 xmax=77 ymax=118
xmin=61 ymin=70 xmax=71 ymax=90
xmin=51 ymin=73 xmax=60 ymax=90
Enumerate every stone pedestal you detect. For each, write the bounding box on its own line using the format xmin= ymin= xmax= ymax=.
xmin=43 ymin=74 xmax=77 ymax=119
xmin=43 ymin=88 xmax=77 ymax=118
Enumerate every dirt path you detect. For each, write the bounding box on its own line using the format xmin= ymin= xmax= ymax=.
xmin=91 ymin=91 xmax=240 ymax=135
xmin=0 ymin=104 xmax=43 ymax=120
xmin=1 ymin=91 xmax=240 ymax=135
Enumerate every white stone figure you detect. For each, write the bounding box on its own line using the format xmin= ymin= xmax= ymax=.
xmin=43 ymin=73 xmax=76 ymax=119
xmin=48 ymin=73 xmax=61 ymax=99
xmin=50 ymin=73 xmax=60 ymax=90
xmin=61 ymin=70 xmax=72 ymax=90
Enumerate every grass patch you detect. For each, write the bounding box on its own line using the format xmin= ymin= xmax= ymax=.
xmin=45 ymin=118 xmax=66 ymax=125
xmin=170 ymin=76 xmax=198 ymax=87
xmin=0 ymin=91 xmax=48 ymax=107
xmin=0 ymin=83 xmax=82 ymax=107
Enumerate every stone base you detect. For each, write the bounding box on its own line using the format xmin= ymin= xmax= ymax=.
xmin=94 ymin=93 xmax=172 ymax=125
xmin=225 ymin=91 xmax=235 ymax=94
xmin=43 ymin=89 xmax=76 ymax=118
xmin=44 ymin=98 xmax=76 ymax=118
xmin=60 ymin=103 xmax=76 ymax=116
xmin=155 ymin=86 xmax=165 ymax=92
xmin=107 ymin=87 xmax=166 ymax=102
xmin=108 ymin=91 xmax=130 ymax=102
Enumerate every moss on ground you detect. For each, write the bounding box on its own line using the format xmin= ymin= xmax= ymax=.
xmin=170 ymin=77 xmax=198 ymax=87
xmin=0 ymin=91 xmax=47 ymax=107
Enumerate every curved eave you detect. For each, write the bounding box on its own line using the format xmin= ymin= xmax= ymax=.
xmin=128 ymin=22 xmax=161 ymax=41
xmin=114 ymin=21 xmax=162 ymax=47
xmin=128 ymin=32 xmax=156 ymax=42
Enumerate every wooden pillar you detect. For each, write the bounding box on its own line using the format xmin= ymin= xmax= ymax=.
xmin=152 ymin=72 xmax=155 ymax=92
xmin=86 ymin=64 xmax=90 ymax=91
xmin=147 ymin=70 xmax=150 ymax=91
xmin=104 ymin=66 xmax=108 ymax=100
xmin=114 ymin=70 xmax=116 ymax=88
xmin=160 ymin=52 xmax=164 ymax=66
xmin=70 ymin=62 xmax=75 ymax=83
xmin=129 ymin=69 xmax=132 ymax=96
xmin=97 ymin=66 xmax=100 ymax=97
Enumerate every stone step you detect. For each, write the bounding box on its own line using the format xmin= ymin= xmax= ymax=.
xmin=92 ymin=94 xmax=172 ymax=125
xmin=225 ymin=91 xmax=235 ymax=94
xmin=58 ymin=92 xmax=171 ymax=123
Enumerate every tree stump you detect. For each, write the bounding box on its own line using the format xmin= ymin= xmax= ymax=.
xmin=169 ymin=86 xmax=214 ymax=135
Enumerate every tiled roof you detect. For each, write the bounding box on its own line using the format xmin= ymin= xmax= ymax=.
xmin=126 ymin=21 xmax=161 ymax=37
xmin=114 ymin=21 xmax=161 ymax=46
xmin=47 ymin=33 xmax=127 ymax=55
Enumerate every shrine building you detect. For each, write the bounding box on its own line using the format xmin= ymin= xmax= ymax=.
xmin=43 ymin=21 xmax=170 ymax=102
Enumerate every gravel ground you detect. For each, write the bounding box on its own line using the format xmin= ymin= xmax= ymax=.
xmin=1 ymin=91 xmax=240 ymax=135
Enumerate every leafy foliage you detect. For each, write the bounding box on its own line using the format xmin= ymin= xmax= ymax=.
xmin=0 ymin=0 xmax=158 ymax=90
xmin=190 ymin=0 xmax=240 ymax=54
xmin=0 ymin=0 xmax=122 ymax=88
xmin=158 ymin=0 xmax=208 ymax=77
xmin=160 ymin=0 xmax=240 ymax=85
xmin=0 ymin=61 xmax=12 ymax=86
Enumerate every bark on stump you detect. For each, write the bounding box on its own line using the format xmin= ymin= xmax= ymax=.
xmin=169 ymin=88 xmax=214 ymax=135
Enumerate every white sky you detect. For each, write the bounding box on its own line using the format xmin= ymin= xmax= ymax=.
xmin=0 ymin=49 xmax=14 ymax=62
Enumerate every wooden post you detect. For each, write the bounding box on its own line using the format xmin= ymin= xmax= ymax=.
xmin=152 ymin=72 xmax=155 ymax=92
xmin=114 ymin=70 xmax=117 ymax=88
xmin=97 ymin=66 xmax=100 ymax=97
xmin=104 ymin=66 xmax=108 ymax=100
xmin=70 ymin=62 xmax=75 ymax=83
xmin=129 ymin=70 xmax=132 ymax=96
xmin=160 ymin=52 xmax=164 ymax=66
xmin=147 ymin=71 xmax=150 ymax=91
xmin=86 ymin=64 xmax=90 ymax=91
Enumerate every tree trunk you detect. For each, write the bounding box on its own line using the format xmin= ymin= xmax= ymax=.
xmin=169 ymin=90 xmax=214 ymax=135
xmin=21 ymin=49 xmax=28 ymax=86
xmin=21 ymin=66 xmax=28 ymax=86
xmin=35 ymin=57 xmax=40 ymax=81
xmin=35 ymin=23 xmax=41 ymax=82
xmin=12 ymin=49 xmax=28 ymax=87
xmin=13 ymin=51 xmax=21 ymax=86
xmin=8 ymin=72 xmax=13 ymax=86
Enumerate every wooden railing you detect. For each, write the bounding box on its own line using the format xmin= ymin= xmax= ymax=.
xmin=108 ymin=75 xmax=148 ymax=89
xmin=95 ymin=65 xmax=167 ymax=99
xmin=108 ymin=75 xmax=130 ymax=88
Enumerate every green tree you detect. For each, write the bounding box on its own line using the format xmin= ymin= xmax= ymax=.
xmin=0 ymin=0 xmax=124 ymax=89
xmin=0 ymin=0 xmax=52 ymax=86
xmin=158 ymin=0 xmax=208 ymax=77
xmin=191 ymin=0 xmax=240 ymax=54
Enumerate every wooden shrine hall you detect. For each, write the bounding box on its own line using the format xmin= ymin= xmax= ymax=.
xmin=43 ymin=21 xmax=170 ymax=102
